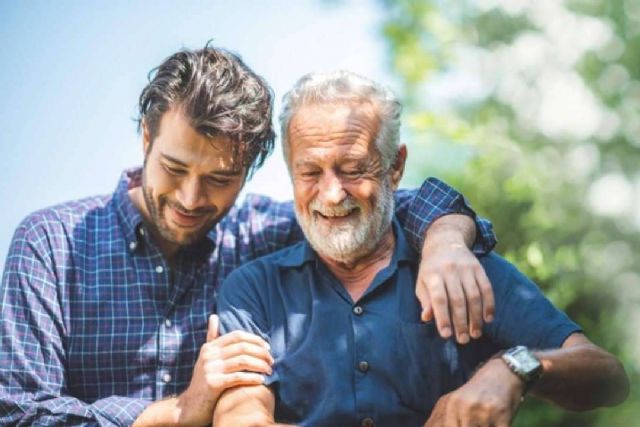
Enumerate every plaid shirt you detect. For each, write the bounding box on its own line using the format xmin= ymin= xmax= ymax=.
xmin=0 ymin=168 xmax=495 ymax=426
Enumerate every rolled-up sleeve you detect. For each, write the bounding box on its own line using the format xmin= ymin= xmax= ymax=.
xmin=399 ymin=177 xmax=496 ymax=255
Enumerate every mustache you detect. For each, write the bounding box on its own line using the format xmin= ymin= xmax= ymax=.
xmin=309 ymin=197 xmax=360 ymax=216
xmin=161 ymin=197 xmax=217 ymax=216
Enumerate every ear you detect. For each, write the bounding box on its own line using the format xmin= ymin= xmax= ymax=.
xmin=390 ymin=144 xmax=407 ymax=190
xmin=142 ymin=120 xmax=152 ymax=156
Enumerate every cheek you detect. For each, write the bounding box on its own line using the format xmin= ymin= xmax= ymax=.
xmin=347 ymin=181 xmax=377 ymax=209
xmin=146 ymin=164 xmax=177 ymax=196
xmin=293 ymin=182 xmax=314 ymax=213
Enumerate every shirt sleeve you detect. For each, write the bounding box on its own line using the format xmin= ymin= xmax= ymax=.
xmin=397 ymin=177 xmax=496 ymax=255
xmin=0 ymin=217 xmax=150 ymax=427
xmin=480 ymin=253 xmax=582 ymax=350
xmin=217 ymin=265 xmax=279 ymax=386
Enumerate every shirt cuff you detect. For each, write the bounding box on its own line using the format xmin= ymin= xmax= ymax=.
xmin=405 ymin=177 xmax=497 ymax=255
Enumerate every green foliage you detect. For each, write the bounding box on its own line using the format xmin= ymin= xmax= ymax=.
xmin=377 ymin=0 xmax=640 ymax=425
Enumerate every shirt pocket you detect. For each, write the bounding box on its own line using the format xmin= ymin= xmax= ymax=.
xmin=390 ymin=321 xmax=458 ymax=415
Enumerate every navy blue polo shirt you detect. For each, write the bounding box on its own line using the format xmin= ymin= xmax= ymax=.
xmin=218 ymin=220 xmax=580 ymax=427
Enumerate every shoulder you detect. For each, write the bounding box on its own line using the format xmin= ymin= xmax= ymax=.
xmin=220 ymin=242 xmax=306 ymax=295
xmin=223 ymin=242 xmax=306 ymax=284
xmin=475 ymin=252 xmax=531 ymax=299
xmin=13 ymin=194 xmax=111 ymax=242
xmin=476 ymin=252 xmax=519 ymax=278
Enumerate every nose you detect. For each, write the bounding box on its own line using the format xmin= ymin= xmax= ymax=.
xmin=176 ymin=176 xmax=205 ymax=210
xmin=318 ymin=171 xmax=347 ymax=206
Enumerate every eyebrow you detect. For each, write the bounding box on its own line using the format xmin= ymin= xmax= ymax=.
xmin=161 ymin=153 xmax=243 ymax=176
xmin=294 ymin=156 xmax=366 ymax=168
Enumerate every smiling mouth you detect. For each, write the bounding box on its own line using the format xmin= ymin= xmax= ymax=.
xmin=168 ymin=206 xmax=209 ymax=228
xmin=315 ymin=208 xmax=359 ymax=221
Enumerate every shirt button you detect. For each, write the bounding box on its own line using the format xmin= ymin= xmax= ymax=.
xmin=139 ymin=227 xmax=145 ymax=236
xmin=361 ymin=417 xmax=374 ymax=427
xmin=358 ymin=361 xmax=369 ymax=373
xmin=155 ymin=265 xmax=164 ymax=274
xmin=353 ymin=306 xmax=364 ymax=316
xmin=162 ymin=373 xmax=172 ymax=383
xmin=129 ymin=241 xmax=137 ymax=251
xmin=165 ymin=319 xmax=172 ymax=328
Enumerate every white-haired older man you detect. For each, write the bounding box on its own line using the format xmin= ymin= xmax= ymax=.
xmin=213 ymin=71 xmax=629 ymax=427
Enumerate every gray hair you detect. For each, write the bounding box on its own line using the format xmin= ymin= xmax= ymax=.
xmin=279 ymin=70 xmax=402 ymax=169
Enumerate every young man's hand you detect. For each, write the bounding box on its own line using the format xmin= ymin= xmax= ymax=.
xmin=417 ymin=214 xmax=494 ymax=344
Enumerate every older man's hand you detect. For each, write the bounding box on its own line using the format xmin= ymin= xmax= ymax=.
xmin=176 ymin=315 xmax=274 ymax=426
xmin=423 ymin=358 xmax=524 ymax=427
xmin=417 ymin=214 xmax=494 ymax=344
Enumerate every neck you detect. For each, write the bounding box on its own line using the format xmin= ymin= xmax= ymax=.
xmin=318 ymin=226 xmax=395 ymax=302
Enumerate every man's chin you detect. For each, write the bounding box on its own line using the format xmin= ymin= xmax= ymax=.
xmin=159 ymin=225 xmax=212 ymax=248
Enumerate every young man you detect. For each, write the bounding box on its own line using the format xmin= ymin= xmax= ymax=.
xmin=214 ymin=71 xmax=629 ymax=427
xmin=0 ymin=47 xmax=496 ymax=426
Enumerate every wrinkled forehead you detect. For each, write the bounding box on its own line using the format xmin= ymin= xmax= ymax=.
xmin=289 ymin=100 xmax=380 ymax=132
xmin=287 ymin=102 xmax=381 ymax=154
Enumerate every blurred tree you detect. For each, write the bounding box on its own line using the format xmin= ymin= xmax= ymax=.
xmin=376 ymin=0 xmax=640 ymax=425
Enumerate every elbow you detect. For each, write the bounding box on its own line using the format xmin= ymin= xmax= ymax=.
xmin=600 ymin=358 xmax=630 ymax=407
xmin=568 ymin=357 xmax=631 ymax=411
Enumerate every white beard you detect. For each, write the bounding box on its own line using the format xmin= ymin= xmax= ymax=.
xmin=295 ymin=179 xmax=395 ymax=264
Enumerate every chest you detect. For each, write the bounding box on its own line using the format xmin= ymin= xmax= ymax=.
xmin=60 ymin=240 xmax=220 ymax=400
xmin=267 ymin=266 xmax=483 ymax=425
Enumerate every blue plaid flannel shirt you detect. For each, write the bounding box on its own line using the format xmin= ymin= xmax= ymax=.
xmin=0 ymin=168 xmax=495 ymax=426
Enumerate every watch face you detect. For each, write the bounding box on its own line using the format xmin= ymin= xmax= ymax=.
xmin=514 ymin=350 xmax=541 ymax=372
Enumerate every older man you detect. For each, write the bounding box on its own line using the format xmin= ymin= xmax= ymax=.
xmin=0 ymin=46 xmax=498 ymax=427
xmin=214 ymin=71 xmax=629 ymax=426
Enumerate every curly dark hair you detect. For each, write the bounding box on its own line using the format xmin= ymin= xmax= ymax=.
xmin=137 ymin=44 xmax=275 ymax=176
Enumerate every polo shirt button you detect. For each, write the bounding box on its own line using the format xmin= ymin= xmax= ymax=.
xmin=165 ymin=319 xmax=172 ymax=328
xmin=358 ymin=361 xmax=369 ymax=372
xmin=361 ymin=417 xmax=374 ymax=427
xmin=129 ymin=241 xmax=137 ymax=251
xmin=353 ymin=306 xmax=364 ymax=316
xmin=155 ymin=265 xmax=164 ymax=274
xmin=162 ymin=373 xmax=172 ymax=383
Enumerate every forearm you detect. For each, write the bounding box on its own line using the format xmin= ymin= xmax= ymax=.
xmin=132 ymin=397 xmax=184 ymax=427
xmin=531 ymin=334 xmax=630 ymax=410
xmin=423 ymin=214 xmax=476 ymax=250
xmin=0 ymin=395 xmax=150 ymax=427
xmin=213 ymin=385 xmax=281 ymax=427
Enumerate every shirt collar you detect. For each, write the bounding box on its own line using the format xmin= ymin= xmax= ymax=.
xmin=112 ymin=167 xmax=217 ymax=259
xmin=113 ymin=167 xmax=146 ymax=252
xmin=279 ymin=217 xmax=416 ymax=268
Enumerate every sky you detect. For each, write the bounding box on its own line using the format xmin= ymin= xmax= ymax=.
xmin=0 ymin=0 xmax=391 ymax=269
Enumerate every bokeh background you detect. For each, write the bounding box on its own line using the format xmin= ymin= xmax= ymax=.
xmin=1 ymin=0 xmax=638 ymax=425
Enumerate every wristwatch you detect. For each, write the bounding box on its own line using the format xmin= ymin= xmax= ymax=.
xmin=500 ymin=346 xmax=543 ymax=394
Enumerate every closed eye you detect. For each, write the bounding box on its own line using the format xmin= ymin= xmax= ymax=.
xmin=205 ymin=175 xmax=233 ymax=186
xmin=164 ymin=165 xmax=186 ymax=176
